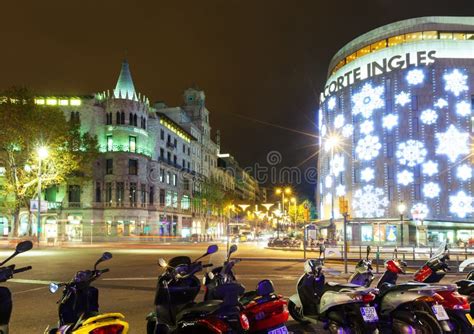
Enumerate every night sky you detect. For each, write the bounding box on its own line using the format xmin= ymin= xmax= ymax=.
xmin=2 ymin=1 xmax=474 ymax=200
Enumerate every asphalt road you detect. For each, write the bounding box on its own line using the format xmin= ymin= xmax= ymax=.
xmin=0 ymin=242 xmax=467 ymax=333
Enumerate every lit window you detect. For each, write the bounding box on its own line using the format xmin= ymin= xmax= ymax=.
xmin=422 ymin=31 xmax=438 ymax=40
xmin=106 ymin=135 xmax=113 ymax=152
xmin=129 ymin=136 xmax=136 ymax=153
xmin=59 ymin=99 xmax=69 ymax=106
xmin=405 ymin=32 xmax=423 ymax=42
xmin=453 ymin=33 xmax=466 ymax=40
xmin=46 ymin=98 xmax=57 ymax=106
xmin=70 ymin=99 xmax=81 ymax=106
xmin=35 ymin=99 xmax=45 ymax=105
xmin=440 ymin=32 xmax=453 ymax=40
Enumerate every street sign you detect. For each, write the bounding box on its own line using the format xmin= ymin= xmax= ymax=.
xmin=30 ymin=200 xmax=48 ymax=213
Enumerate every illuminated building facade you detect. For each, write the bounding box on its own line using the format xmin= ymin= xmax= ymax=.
xmin=317 ymin=17 xmax=474 ymax=245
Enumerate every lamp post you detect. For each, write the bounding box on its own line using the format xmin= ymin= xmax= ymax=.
xmin=37 ymin=146 xmax=49 ymax=246
xmin=291 ymin=197 xmax=297 ymax=231
xmin=397 ymin=201 xmax=406 ymax=247
xmin=275 ymin=187 xmax=291 ymax=237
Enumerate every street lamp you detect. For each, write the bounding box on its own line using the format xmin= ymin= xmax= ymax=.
xmin=291 ymin=197 xmax=297 ymax=230
xmin=36 ymin=146 xmax=49 ymax=246
xmin=397 ymin=201 xmax=406 ymax=247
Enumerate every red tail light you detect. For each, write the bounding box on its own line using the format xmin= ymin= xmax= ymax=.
xmin=362 ymin=293 xmax=376 ymax=304
xmin=240 ymin=313 xmax=250 ymax=331
xmin=89 ymin=324 xmax=124 ymax=334
xmin=198 ymin=318 xmax=230 ymax=334
xmin=244 ymin=299 xmax=289 ymax=332
xmin=414 ymin=265 xmax=433 ymax=282
xmin=386 ymin=260 xmax=402 ymax=274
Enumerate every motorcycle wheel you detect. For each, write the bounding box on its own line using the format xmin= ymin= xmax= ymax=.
xmin=448 ymin=314 xmax=473 ymax=334
xmin=288 ymin=300 xmax=309 ymax=325
xmin=393 ymin=311 xmax=442 ymax=334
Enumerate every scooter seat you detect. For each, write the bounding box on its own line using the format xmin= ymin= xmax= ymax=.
xmin=324 ymin=282 xmax=360 ymax=292
xmin=177 ymin=300 xmax=223 ymax=320
xmin=378 ymin=282 xmax=427 ymax=299
xmin=456 ymin=279 xmax=474 ymax=296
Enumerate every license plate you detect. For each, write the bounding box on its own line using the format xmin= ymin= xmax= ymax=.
xmin=466 ymin=313 xmax=474 ymax=326
xmin=360 ymin=306 xmax=378 ymax=323
xmin=268 ymin=325 xmax=289 ymax=334
xmin=432 ymin=304 xmax=449 ymax=321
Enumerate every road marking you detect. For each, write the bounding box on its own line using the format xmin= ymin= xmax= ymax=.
xmin=12 ymin=286 xmax=47 ymax=295
xmin=9 ymin=278 xmax=51 ymax=285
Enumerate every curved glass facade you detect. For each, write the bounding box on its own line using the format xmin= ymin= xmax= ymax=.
xmin=318 ymin=17 xmax=474 ymax=244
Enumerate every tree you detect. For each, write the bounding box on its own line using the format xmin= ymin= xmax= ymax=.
xmin=0 ymin=87 xmax=98 ymax=237
xmin=288 ymin=199 xmax=315 ymax=225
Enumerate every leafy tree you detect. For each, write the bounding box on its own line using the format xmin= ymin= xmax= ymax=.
xmin=0 ymin=87 xmax=98 ymax=237
xmin=288 ymin=199 xmax=314 ymax=225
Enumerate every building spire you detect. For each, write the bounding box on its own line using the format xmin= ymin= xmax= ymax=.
xmin=114 ymin=59 xmax=137 ymax=100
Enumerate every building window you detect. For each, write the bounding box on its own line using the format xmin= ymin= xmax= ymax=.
xmin=166 ymin=172 xmax=170 ymax=184
xmin=129 ymin=136 xmax=137 ymax=153
xmin=106 ymin=113 xmax=112 ymax=125
xmin=95 ymin=182 xmax=101 ymax=202
xmin=174 ymin=138 xmax=177 ymax=147
xmin=129 ymin=113 xmax=134 ymax=125
xmin=182 ymin=144 xmax=186 ymax=153
xmin=173 ymin=155 xmax=177 ymax=166
xmin=149 ymin=186 xmax=155 ymax=205
xmin=68 ymin=185 xmax=81 ymax=204
xmin=106 ymin=135 xmax=113 ymax=152
xmin=160 ymin=148 xmax=164 ymax=159
xmin=160 ymin=168 xmax=165 ymax=183
xmin=128 ymin=159 xmax=138 ymax=175
xmin=141 ymin=184 xmax=146 ymax=205
xmin=105 ymin=183 xmax=112 ymax=204
xmin=106 ymin=159 xmax=113 ymax=174
xmin=130 ymin=182 xmax=137 ymax=207
xmin=116 ymin=111 xmax=120 ymax=124
xmin=159 ymin=189 xmax=165 ymax=206
xmin=134 ymin=114 xmax=138 ymax=126
xmin=173 ymin=192 xmax=178 ymax=208
xmin=160 ymin=129 xmax=164 ymax=140
xmin=182 ymin=159 xmax=185 ymax=169
xmin=414 ymin=165 xmax=421 ymax=178
xmin=181 ymin=195 xmax=190 ymax=210
xmin=188 ymin=147 xmax=190 ymax=156
xmin=172 ymin=174 xmax=177 ymax=187
xmin=167 ymin=152 xmax=171 ymax=163
xmin=116 ymin=182 xmax=124 ymax=205
xmin=183 ymin=178 xmax=190 ymax=191
xmin=165 ymin=191 xmax=172 ymax=207
xmin=387 ymin=141 xmax=394 ymax=158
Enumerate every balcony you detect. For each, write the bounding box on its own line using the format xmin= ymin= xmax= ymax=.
xmin=66 ymin=202 xmax=82 ymax=208
xmin=166 ymin=141 xmax=176 ymax=150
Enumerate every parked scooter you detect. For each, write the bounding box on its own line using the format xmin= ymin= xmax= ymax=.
xmin=348 ymin=246 xmax=374 ymax=288
xmin=413 ymin=243 xmax=474 ymax=333
xmin=373 ymin=249 xmax=450 ymax=333
xmin=288 ymin=257 xmax=379 ymax=333
xmin=45 ymin=252 xmax=129 ymax=334
xmin=204 ymin=244 xmax=289 ymax=334
xmin=146 ymin=244 xmax=250 ymax=334
xmin=0 ymin=240 xmax=33 ymax=334
xmin=458 ymin=257 xmax=474 ymax=305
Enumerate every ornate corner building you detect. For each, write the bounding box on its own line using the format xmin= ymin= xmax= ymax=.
xmin=0 ymin=60 xmax=263 ymax=241
xmin=317 ymin=17 xmax=474 ymax=245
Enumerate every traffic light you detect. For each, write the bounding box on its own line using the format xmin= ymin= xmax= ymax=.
xmin=338 ymin=196 xmax=349 ymax=215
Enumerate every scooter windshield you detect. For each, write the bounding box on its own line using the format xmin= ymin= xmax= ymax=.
xmin=433 ymin=241 xmax=447 ymax=259
xmin=168 ymin=256 xmax=191 ymax=268
xmin=459 ymin=258 xmax=474 ymax=272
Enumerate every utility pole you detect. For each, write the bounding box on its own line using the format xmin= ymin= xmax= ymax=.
xmin=339 ymin=196 xmax=349 ymax=274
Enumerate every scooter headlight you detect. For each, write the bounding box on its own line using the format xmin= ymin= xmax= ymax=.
xmin=49 ymin=282 xmax=60 ymax=294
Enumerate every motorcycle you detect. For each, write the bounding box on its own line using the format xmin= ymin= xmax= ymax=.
xmin=0 ymin=240 xmax=33 ymax=334
xmin=413 ymin=243 xmax=474 ymax=333
xmin=147 ymin=244 xmax=250 ymax=334
xmin=348 ymin=246 xmax=374 ymax=288
xmin=204 ymin=244 xmax=289 ymax=334
xmin=45 ymin=251 xmax=129 ymax=334
xmin=288 ymin=257 xmax=379 ymax=333
xmin=458 ymin=257 xmax=474 ymax=305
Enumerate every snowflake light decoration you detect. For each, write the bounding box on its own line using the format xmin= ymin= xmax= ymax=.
xmin=325 ymin=175 xmax=333 ymax=188
xmin=336 ymin=184 xmax=346 ymax=197
xmin=360 ymin=120 xmax=374 ymax=135
xmin=396 ymin=140 xmax=427 ymax=167
xmin=436 ymin=125 xmax=470 ymax=162
xmin=334 ymin=114 xmax=344 ymax=129
xmin=422 ymin=160 xmax=439 ymax=176
xmin=456 ymin=101 xmax=471 ymax=117
xmin=411 ymin=203 xmax=429 ymax=220
xmin=330 ymin=154 xmax=345 ymax=175
xmin=361 ymin=167 xmax=375 ymax=182
xmin=434 ymin=98 xmax=448 ymax=109
xmin=353 ymin=185 xmax=388 ymax=218
xmin=420 ymin=109 xmax=438 ymax=125
xmin=327 ymin=96 xmax=336 ymax=111
xmin=382 ymin=114 xmax=398 ymax=130
xmin=457 ymin=164 xmax=472 ymax=181
xmin=423 ymin=182 xmax=441 ymax=198
xmin=444 ymin=69 xmax=468 ymax=97
xmin=351 ymin=83 xmax=384 ymax=118
xmin=356 ymin=135 xmax=382 ymax=161
xmin=398 ymin=170 xmax=414 ymax=186
xmin=406 ymin=68 xmax=424 ymax=85
xmin=342 ymin=124 xmax=353 ymax=138
xmin=395 ymin=91 xmax=411 ymax=107
xmin=450 ymin=191 xmax=473 ymax=218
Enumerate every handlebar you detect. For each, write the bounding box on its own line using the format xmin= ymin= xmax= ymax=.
xmin=99 ymin=268 xmax=110 ymax=274
xmin=203 ymin=264 xmax=213 ymax=268
xmin=13 ymin=266 xmax=32 ymax=274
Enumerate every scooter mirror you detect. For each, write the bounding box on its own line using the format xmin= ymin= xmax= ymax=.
xmin=94 ymin=252 xmax=113 ymax=270
xmin=206 ymin=244 xmax=218 ymax=255
xmin=16 ymin=240 xmax=33 ymax=254
xmin=229 ymin=244 xmax=238 ymax=255
xmin=49 ymin=282 xmax=60 ymax=294
xmin=158 ymin=258 xmax=167 ymax=268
